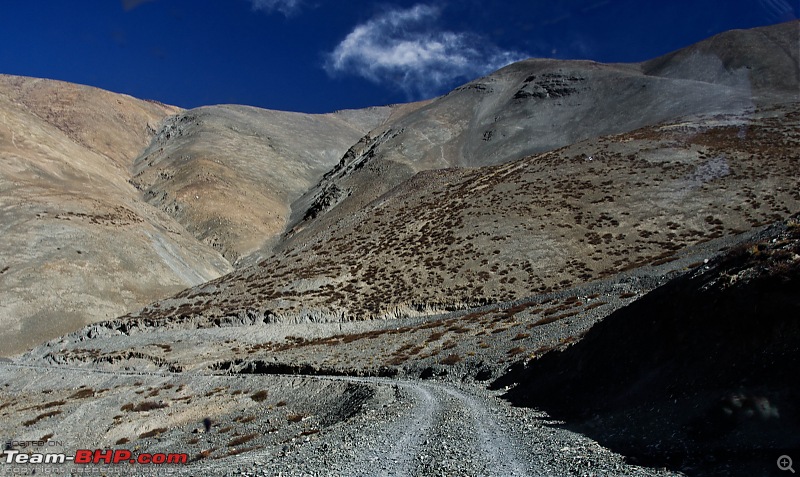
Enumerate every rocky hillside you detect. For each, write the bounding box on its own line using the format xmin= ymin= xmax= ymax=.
xmin=123 ymin=104 xmax=799 ymax=329
xmin=2 ymin=21 xmax=798 ymax=358
xmin=284 ymin=20 xmax=799 ymax=241
xmin=0 ymin=21 xmax=797 ymax=476
xmin=642 ymin=19 xmax=800 ymax=98
xmin=108 ymin=21 xmax=799 ymax=333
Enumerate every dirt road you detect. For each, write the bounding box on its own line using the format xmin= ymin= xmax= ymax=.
xmin=0 ymin=362 xmax=679 ymax=476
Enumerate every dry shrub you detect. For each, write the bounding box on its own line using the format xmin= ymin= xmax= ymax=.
xmin=440 ymin=354 xmax=462 ymax=365
xmin=287 ymin=414 xmax=304 ymax=423
xmin=228 ymin=433 xmax=258 ymax=447
xmin=191 ymin=448 xmax=216 ymax=462
xmin=23 ymin=410 xmax=62 ymax=427
xmin=122 ymin=401 xmax=168 ymax=412
xmin=139 ymin=428 xmax=167 ymax=439
xmin=250 ymin=390 xmax=269 ymax=402
xmin=507 ymin=346 xmax=526 ymax=356
xmin=69 ymin=389 xmax=95 ymax=399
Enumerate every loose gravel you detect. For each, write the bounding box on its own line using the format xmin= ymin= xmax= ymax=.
xmin=177 ymin=376 xmax=684 ymax=477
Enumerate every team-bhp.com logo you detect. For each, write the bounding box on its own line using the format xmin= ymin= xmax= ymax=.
xmin=4 ymin=449 xmax=188 ymax=465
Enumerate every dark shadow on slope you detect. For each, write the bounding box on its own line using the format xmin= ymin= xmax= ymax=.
xmin=494 ymin=219 xmax=800 ymax=476
xmin=210 ymin=358 xmax=398 ymax=378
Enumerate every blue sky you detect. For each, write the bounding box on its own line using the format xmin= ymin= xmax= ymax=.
xmin=0 ymin=0 xmax=796 ymax=113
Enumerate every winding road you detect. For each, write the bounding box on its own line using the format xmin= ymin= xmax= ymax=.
xmin=0 ymin=362 xmax=676 ymax=477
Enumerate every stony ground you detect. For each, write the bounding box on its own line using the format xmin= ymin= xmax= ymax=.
xmin=0 ymin=362 xmax=684 ymax=477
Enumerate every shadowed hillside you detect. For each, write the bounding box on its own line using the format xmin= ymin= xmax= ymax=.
xmin=495 ymin=217 xmax=800 ymax=476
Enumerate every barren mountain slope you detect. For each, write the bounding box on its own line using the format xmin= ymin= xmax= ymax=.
xmin=0 ymin=76 xmax=232 ymax=356
xmin=108 ymin=22 xmax=800 ymax=331
xmin=120 ymin=101 xmax=799 ymax=328
xmin=0 ymin=74 xmax=181 ymax=170
xmin=130 ymin=104 xmax=397 ymax=264
xmin=1 ymin=21 xmax=797 ymax=477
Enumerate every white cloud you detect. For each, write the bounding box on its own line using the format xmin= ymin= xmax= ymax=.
xmin=250 ymin=0 xmax=304 ymax=16
xmin=325 ymin=4 xmax=527 ymax=99
xmin=757 ymin=0 xmax=797 ymax=22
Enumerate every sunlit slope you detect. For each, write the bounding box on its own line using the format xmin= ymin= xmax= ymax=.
xmin=0 ymin=76 xmax=232 ymax=355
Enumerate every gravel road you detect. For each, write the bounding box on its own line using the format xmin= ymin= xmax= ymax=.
xmin=0 ymin=363 xmax=684 ymax=477
xmin=178 ymin=375 xmax=682 ymax=477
